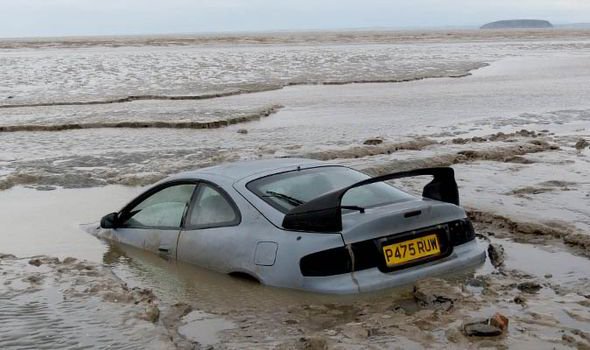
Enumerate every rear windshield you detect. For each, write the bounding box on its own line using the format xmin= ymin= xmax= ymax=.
xmin=247 ymin=166 xmax=414 ymax=213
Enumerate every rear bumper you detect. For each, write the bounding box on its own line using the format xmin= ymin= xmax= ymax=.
xmin=299 ymin=239 xmax=486 ymax=294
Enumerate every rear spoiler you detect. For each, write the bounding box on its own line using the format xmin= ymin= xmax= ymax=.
xmin=282 ymin=167 xmax=459 ymax=233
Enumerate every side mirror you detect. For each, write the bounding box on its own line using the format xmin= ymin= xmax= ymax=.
xmin=100 ymin=212 xmax=119 ymax=229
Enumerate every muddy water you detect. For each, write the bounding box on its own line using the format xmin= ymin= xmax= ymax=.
xmin=2 ymin=185 xmax=590 ymax=348
xmin=0 ymin=186 xmax=140 ymax=260
xmin=1 ymin=30 xmax=590 ymax=348
xmin=0 ymin=256 xmax=176 ymax=349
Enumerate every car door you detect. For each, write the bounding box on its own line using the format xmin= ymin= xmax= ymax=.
xmin=113 ymin=182 xmax=197 ymax=259
xmin=176 ymin=182 xmax=243 ymax=272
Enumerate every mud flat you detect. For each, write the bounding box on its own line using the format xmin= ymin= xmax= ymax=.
xmin=0 ymin=104 xmax=282 ymax=132
xmin=0 ymin=254 xmax=224 ymax=349
xmin=343 ymin=125 xmax=590 ymax=254
xmin=1 ymin=30 xmax=590 ymax=348
xmin=2 ymin=55 xmax=590 ymax=191
xmin=1 ymin=121 xmax=590 ymax=348
xmin=2 ymin=217 xmax=590 ymax=348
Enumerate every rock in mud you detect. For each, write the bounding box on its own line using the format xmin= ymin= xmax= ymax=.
xmin=504 ymin=155 xmax=535 ymax=164
xmin=143 ymin=304 xmax=160 ymax=323
xmin=296 ymin=336 xmax=328 ymax=350
xmin=564 ymin=233 xmax=590 ymax=254
xmin=132 ymin=287 xmax=157 ymax=304
xmin=463 ymin=313 xmax=508 ymax=337
xmin=363 ymin=138 xmax=383 ymax=145
xmin=73 ymin=261 xmax=96 ymax=271
xmin=24 ymin=274 xmax=43 ymax=284
xmin=487 ymin=243 xmax=505 ymax=268
xmin=26 ymin=256 xmax=59 ymax=267
xmin=237 ymin=128 xmax=248 ymax=134
xmin=575 ymin=138 xmax=589 ymax=151
xmin=516 ymin=129 xmax=537 ymax=138
xmin=466 ymin=276 xmax=487 ymax=288
xmin=413 ymin=278 xmax=463 ymax=311
xmin=487 ymin=132 xmax=507 ymax=141
xmin=28 ymin=258 xmax=42 ymax=267
xmin=341 ymin=322 xmax=369 ymax=340
xmin=0 ymin=253 xmax=16 ymax=259
xmin=463 ymin=322 xmax=503 ymax=337
xmin=513 ymin=295 xmax=527 ymax=306
xmin=62 ymin=257 xmax=77 ymax=264
xmin=490 ymin=313 xmax=509 ymax=332
xmin=517 ymin=281 xmax=542 ymax=293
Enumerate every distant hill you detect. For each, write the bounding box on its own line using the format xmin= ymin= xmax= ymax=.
xmin=481 ymin=20 xmax=553 ymax=29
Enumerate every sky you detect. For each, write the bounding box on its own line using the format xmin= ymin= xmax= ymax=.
xmin=0 ymin=0 xmax=589 ymax=38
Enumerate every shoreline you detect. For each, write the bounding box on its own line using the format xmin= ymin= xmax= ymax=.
xmin=2 ymin=28 xmax=590 ymax=49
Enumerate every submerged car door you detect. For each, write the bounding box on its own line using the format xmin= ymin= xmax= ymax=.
xmin=114 ymin=182 xmax=197 ymax=259
xmin=176 ymin=182 xmax=242 ymax=272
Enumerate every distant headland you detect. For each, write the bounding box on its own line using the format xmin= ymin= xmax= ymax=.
xmin=481 ymin=19 xmax=553 ymax=29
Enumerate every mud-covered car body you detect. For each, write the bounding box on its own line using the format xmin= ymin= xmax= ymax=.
xmin=97 ymin=158 xmax=485 ymax=294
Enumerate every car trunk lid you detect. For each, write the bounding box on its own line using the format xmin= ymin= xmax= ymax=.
xmin=339 ymin=199 xmax=466 ymax=244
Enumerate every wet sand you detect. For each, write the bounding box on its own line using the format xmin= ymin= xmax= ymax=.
xmin=1 ymin=30 xmax=590 ymax=348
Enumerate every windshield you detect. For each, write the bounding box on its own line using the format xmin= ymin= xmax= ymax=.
xmin=247 ymin=166 xmax=414 ymax=213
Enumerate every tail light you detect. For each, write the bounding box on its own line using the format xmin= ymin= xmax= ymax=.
xmin=448 ymin=219 xmax=476 ymax=246
xmin=300 ymin=242 xmax=380 ymax=277
xmin=300 ymin=247 xmax=352 ymax=276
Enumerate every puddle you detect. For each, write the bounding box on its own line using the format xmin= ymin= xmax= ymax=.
xmin=497 ymin=237 xmax=590 ymax=284
xmin=178 ymin=311 xmax=236 ymax=347
xmin=0 ymin=185 xmax=140 ymax=261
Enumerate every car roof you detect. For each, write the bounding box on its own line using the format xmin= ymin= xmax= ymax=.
xmin=176 ymin=158 xmax=329 ymax=182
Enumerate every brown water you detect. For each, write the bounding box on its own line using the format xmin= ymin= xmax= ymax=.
xmin=0 ymin=186 xmax=139 ymax=260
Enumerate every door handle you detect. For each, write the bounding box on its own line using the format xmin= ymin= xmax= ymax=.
xmin=158 ymin=247 xmax=170 ymax=259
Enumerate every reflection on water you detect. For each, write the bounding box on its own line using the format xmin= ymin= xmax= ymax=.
xmin=178 ymin=310 xmax=236 ymax=347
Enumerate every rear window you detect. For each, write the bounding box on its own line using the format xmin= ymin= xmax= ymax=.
xmin=247 ymin=166 xmax=414 ymax=213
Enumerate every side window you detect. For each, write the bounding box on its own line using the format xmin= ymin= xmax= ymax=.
xmin=122 ymin=184 xmax=196 ymax=229
xmin=188 ymin=184 xmax=238 ymax=228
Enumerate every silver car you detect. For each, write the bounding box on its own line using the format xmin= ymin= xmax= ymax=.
xmin=97 ymin=158 xmax=485 ymax=294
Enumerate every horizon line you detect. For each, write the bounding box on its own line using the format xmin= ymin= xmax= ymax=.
xmin=1 ymin=21 xmax=588 ymax=41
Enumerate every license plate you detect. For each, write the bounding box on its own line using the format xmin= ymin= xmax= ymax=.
xmin=382 ymin=234 xmax=441 ymax=267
